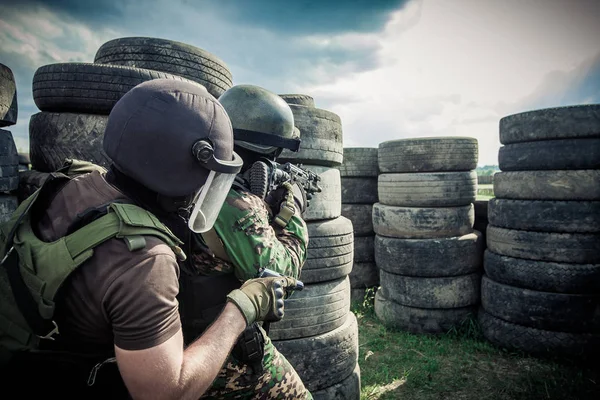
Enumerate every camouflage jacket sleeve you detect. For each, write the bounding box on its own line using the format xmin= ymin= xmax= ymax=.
xmin=210 ymin=188 xmax=309 ymax=281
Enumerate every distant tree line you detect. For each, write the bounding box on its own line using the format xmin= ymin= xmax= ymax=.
xmin=476 ymin=165 xmax=500 ymax=176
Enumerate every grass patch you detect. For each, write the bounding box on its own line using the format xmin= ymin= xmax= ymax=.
xmin=352 ymin=292 xmax=600 ymax=400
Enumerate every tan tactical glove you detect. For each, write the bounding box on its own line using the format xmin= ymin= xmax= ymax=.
xmin=226 ymin=276 xmax=303 ymax=326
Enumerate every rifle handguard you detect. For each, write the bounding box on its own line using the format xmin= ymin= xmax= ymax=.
xmin=273 ymin=182 xmax=296 ymax=228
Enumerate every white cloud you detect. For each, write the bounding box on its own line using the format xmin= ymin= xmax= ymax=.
xmin=2 ymin=0 xmax=598 ymax=167
xmin=301 ymin=0 xmax=600 ymax=166
xmin=0 ymin=5 xmax=121 ymax=152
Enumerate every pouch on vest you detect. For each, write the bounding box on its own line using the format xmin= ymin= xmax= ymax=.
xmin=0 ymin=168 xmax=184 ymax=363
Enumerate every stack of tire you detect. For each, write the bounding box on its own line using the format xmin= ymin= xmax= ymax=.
xmin=373 ymin=137 xmax=484 ymax=334
xmin=479 ymin=104 xmax=600 ymax=358
xmin=338 ymin=147 xmax=380 ymax=303
xmin=0 ymin=63 xmax=19 ymax=222
xmin=271 ymin=94 xmax=360 ymax=399
xmin=19 ymin=37 xmax=233 ymax=201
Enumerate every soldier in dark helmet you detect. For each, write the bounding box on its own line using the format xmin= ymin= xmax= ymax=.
xmin=171 ymin=84 xmax=313 ymax=399
xmin=0 ymin=79 xmax=301 ymax=399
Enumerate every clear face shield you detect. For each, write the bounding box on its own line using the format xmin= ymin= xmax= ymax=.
xmin=187 ymin=170 xmax=236 ymax=233
xmin=187 ymin=140 xmax=243 ymax=233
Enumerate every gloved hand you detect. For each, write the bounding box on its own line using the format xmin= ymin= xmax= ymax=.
xmin=265 ymin=182 xmax=307 ymax=216
xmin=226 ymin=276 xmax=303 ymax=325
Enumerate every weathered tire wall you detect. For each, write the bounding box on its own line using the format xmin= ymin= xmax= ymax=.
xmin=1 ymin=65 xmax=21 ymax=220
xmin=0 ymin=64 xmax=18 ymax=127
xmin=378 ymin=137 xmax=478 ymax=173
xmin=278 ymin=105 xmax=344 ymax=167
xmin=272 ymin=312 xmax=359 ymax=393
xmin=481 ymin=104 xmax=600 ymax=358
xmin=339 ymin=147 xmax=379 ymax=303
xmin=29 ymin=112 xmax=111 ymax=172
xmin=279 ymin=93 xmax=316 ymax=108
xmin=32 ymin=62 xmax=199 ymax=114
xmin=275 ymin=107 xmax=359 ymax=397
xmin=301 ymin=165 xmax=341 ymax=221
xmin=373 ymin=137 xmax=482 ymax=334
xmin=94 ymin=36 xmax=233 ymax=98
xmin=0 ymin=128 xmax=19 ymax=193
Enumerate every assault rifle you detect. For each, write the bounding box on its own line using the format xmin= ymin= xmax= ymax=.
xmin=243 ymin=158 xmax=322 ymax=207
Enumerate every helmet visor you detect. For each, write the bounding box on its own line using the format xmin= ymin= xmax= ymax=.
xmin=187 ymin=169 xmax=236 ymax=233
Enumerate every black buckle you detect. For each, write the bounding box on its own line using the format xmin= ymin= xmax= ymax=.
xmin=232 ymin=323 xmax=265 ymax=375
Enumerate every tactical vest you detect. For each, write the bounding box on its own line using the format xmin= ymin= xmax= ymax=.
xmin=0 ymin=161 xmax=184 ymax=368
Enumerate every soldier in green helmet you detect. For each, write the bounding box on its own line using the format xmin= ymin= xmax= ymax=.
xmin=170 ymin=84 xmax=313 ymax=399
xmin=0 ymin=79 xmax=301 ymax=399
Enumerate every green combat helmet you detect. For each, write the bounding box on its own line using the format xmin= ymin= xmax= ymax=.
xmin=218 ymin=85 xmax=315 ymax=228
xmin=218 ymin=84 xmax=301 ymax=159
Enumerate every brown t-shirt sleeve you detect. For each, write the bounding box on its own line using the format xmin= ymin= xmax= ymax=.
xmin=103 ymin=251 xmax=182 ymax=351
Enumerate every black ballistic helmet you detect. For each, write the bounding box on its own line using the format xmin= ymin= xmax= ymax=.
xmin=104 ymin=79 xmax=241 ymax=198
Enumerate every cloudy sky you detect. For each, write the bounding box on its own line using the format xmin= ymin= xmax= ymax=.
xmin=1 ymin=0 xmax=599 ymax=166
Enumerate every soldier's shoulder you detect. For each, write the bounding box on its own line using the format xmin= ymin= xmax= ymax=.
xmin=223 ymin=187 xmax=266 ymax=214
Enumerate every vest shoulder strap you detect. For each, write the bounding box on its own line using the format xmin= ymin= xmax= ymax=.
xmin=56 ymin=158 xmax=107 ymax=176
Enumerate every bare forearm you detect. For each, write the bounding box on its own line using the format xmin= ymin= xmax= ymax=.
xmin=177 ymin=303 xmax=246 ymax=399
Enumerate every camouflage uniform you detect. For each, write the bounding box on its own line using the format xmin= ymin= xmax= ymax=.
xmin=187 ymin=186 xmax=312 ymax=400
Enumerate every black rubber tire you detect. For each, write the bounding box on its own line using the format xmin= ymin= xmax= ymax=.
xmin=303 ymin=216 xmax=354 ymax=284
xmin=349 ymin=262 xmax=379 ymax=289
xmin=478 ymin=308 xmax=600 ymax=358
xmin=499 ymin=104 xmax=600 ymax=145
xmin=372 ymin=203 xmax=474 ymax=239
xmin=278 ymin=105 xmax=343 ymax=167
xmin=272 ymin=312 xmax=359 ymax=392
xmin=302 ymin=165 xmax=341 ymax=221
xmin=29 ymin=112 xmax=111 ymax=172
xmin=338 ymin=147 xmax=378 ymax=177
xmin=484 ymin=250 xmax=600 ymax=294
xmin=486 ymin=226 xmax=600 ymax=264
xmin=0 ymin=195 xmax=18 ymax=223
xmin=341 ymin=177 xmax=378 ymax=204
xmin=494 ymin=170 xmax=600 ymax=201
xmin=269 ymin=276 xmax=351 ymax=341
xmin=378 ymin=137 xmax=478 ymax=173
xmin=353 ymin=236 xmax=374 ymax=263
xmin=0 ymin=129 xmax=19 ymax=192
xmin=488 ymin=199 xmax=600 ymax=233
xmin=481 ymin=275 xmax=600 ymax=333
xmin=312 ymin=364 xmax=360 ymax=400
xmin=278 ymin=94 xmax=315 ymax=108
xmin=378 ymin=171 xmax=477 ymax=207
xmin=32 ymin=63 xmax=198 ymax=114
xmin=375 ymin=290 xmax=477 ymax=334
xmin=0 ymin=64 xmax=18 ymax=127
xmin=375 ymin=232 xmax=483 ymax=277
xmin=341 ymin=204 xmax=373 ymax=237
xmin=94 ymin=37 xmax=232 ymax=98
xmin=379 ymin=271 xmax=481 ymax=308
xmin=498 ymin=138 xmax=600 ymax=171
xmin=474 ymin=199 xmax=489 ymax=220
